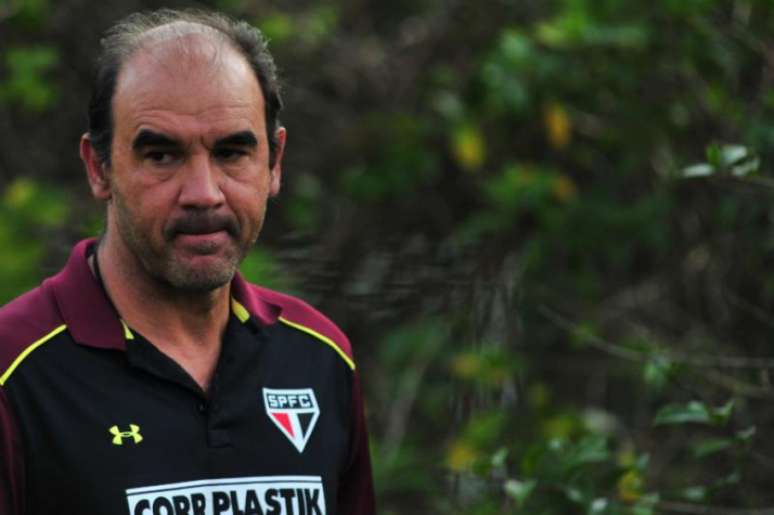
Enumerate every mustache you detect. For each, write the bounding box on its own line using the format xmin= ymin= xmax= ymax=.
xmin=165 ymin=212 xmax=240 ymax=239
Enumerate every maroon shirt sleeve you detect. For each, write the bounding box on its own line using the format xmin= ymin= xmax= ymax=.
xmin=0 ymin=387 xmax=24 ymax=515
xmin=337 ymin=372 xmax=375 ymax=515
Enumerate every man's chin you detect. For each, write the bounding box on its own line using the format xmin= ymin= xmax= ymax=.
xmin=164 ymin=270 xmax=235 ymax=293
xmin=162 ymin=256 xmax=239 ymax=293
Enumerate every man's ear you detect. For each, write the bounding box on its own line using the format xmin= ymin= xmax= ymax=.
xmin=80 ymin=133 xmax=111 ymax=200
xmin=269 ymin=126 xmax=286 ymax=197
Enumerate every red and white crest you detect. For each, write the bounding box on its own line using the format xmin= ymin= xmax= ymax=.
xmin=262 ymin=388 xmax=320 ymax=453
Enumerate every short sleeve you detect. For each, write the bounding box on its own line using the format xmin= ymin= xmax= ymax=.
xmin=337 ymin=371 xmax=375 ymax=515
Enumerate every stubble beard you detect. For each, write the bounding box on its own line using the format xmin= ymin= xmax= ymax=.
xmin=111 ymin=191 xmax=249 ymax=294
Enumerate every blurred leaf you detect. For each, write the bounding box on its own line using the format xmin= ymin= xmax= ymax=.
xmin=484 ymin=164 xmax=568 ymax=216
xmin=447 ymin=441 xmax=479 ymax=472
xmin=564 ymin=485 xmax=584 ymax=503
xmin=481 ymin=30 xmax=533 ymax=113
xmin=451 ymin=124 xmax=486 ymax=171
xmin=239 ymin=248 xmax=294 ymax=292
xmin=500 ymin=29 xmax=533 ymax=65
xmin=535 ymin=7 xmax=647 ymax=49
xmin=643 ymin=354 xmax=675 ymax=390
xmin=504 ymin=478 xmax=537 ymax=505
xmin=654 ymin=401 xmax=710 ymax=425
xmin=552 ymin=174 xmax=578 ymax=202
xmin=654 ymin=400 xmax=734 ymax=427
xmin=680 ymin=486 xmax=707 ymax=502
xmin=632 ymin=494 xmax=660 ymax=515
xmin=449 ymin=348 xmax=523 ymax=387
xmin=692 ymin=438 xmax=733 ymax=458
xmin=544 ymin=102 xmax=572 ymax=149
xmin=527 ymin=383 xmax=551 ymax=409
xmin=731 ymin=157 xmax=760 ymax=177
xmin=685 ymin=143 xmax=759 ymax=179
xmin=0 ymin=46 xmax=59 ymax=112
xmin=371 ymin=440 xmax=435 ymax=497
xmin=257 ymin=13 xmax=294 ymax=43
xmin=462 ymin=411 xmax=508 ymax=449
xmin=490 ymin=447 xmax=508 ymax=470
xmin=570 ymin=322 xmax=598 ymax=348
xmin=542 ymin=414 xmax=579 ymax=439
xmin=3 ymin=178 xmax=68 ymax=227
xmin=433 ymin=90 xmax=465 ymax=122
xmin=617 ymin=469 xmax=643 ymax=503
xmin=681 ymin=163 xmax=714 ymax=178
xmin=285 ymin=172 xmax=322 ymax=231
xmin=715 ymin=144 xmax=749 ymax=166
xmin=298 ymin=5 xmax=338 ymax=47
xmin=8 ymin=0 xmax=49 ymax=28
xmin=582 ymin=409 xmax=618 ymax=436
xmin=736 ymin=426 xmax=756 ymax=442
xmin=450 ymin=352 xmax=483 ymax=379
xmin=551 ymin=435 xmax=611 ymax=472
xmin=714 ymin=470 xmax=741 ymax=488
xmin=589 ymin=498 xmax=608 ymax=513
xmin=713 ymin=399 xmax=735 ymax=424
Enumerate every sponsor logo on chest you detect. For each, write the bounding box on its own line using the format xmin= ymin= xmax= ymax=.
xmin=262 ymin=388 xmax=320 ymax=453
xmin=126 ymin=476 xmax=325 ymax=515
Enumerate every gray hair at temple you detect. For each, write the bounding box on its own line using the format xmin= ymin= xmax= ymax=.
xmin=87 ymin=8 xmax=283 ymax=168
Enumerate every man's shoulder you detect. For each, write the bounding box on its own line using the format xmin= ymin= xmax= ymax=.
xmin=0 ymin=281 xmax=65 ymax=384
xmin=241 ymin=282 xmax=355 ymax=370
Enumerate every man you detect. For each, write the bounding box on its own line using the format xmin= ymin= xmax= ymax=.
xmin=0 ymin=9 xmax=374 ymax=515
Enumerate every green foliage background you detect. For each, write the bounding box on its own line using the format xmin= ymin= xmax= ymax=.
xmin=2 ymin=0 xmax=774 ymax=512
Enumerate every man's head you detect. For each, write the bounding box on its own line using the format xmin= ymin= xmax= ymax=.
xmin=80 ymin=9 xmax=286 ymax=293
xmin=87 ymin=9 xmax=283 ymax=169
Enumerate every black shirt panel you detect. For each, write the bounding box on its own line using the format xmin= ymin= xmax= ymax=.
xmin=0 ymin=238 xmax=374 ymax=515
xmin=4 ymin=315 xmax=353 ymax=514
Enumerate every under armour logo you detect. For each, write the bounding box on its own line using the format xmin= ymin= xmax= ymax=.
xmin=109 ymin=424 xmax=143 ymax=445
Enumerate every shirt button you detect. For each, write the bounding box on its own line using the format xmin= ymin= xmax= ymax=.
xmin=198 ymin=403 xmax=207 ymax=413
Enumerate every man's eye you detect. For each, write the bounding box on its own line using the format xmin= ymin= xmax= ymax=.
xmin=145 ymin=151 xmax=177 ymax=165
xmin=214 ymin=148 xmax=247 ymax=162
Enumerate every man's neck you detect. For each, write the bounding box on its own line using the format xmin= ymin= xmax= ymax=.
xmin=93 ymin=236 xmax=231 ymax=391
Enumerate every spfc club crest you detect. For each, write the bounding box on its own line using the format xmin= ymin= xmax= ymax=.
xmin=262 ymin=387 xmax=320 ymax=453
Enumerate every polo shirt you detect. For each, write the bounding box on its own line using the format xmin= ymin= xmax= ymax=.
xmin=0 ymin=239 xmax=374 ymax=515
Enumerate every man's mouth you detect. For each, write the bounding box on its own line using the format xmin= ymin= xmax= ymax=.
xmin=166 ymin=213 xmax=239 ymax=240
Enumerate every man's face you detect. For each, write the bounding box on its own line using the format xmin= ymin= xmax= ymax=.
xmin=101 ymin=35 xmax=283 ymax=292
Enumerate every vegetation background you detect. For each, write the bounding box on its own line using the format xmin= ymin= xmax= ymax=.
xmin=2 ymin=0 xmax=774 ymax=512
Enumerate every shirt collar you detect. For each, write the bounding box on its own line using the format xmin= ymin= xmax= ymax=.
xmin=48 ymin=238 xmax=281 ymax=350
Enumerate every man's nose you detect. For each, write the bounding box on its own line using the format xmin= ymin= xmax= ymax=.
xmin=178 ymin=154 xmax=225 ymax=208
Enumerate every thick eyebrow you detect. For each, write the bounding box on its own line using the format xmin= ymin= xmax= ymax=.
xmin=132 ymin=129 xmax=180 ymax=151
xmin=214 ymin=131 xmax=258 ymax=148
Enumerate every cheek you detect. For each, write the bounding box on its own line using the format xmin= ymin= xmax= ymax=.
xmin=225 ymin=183 xmax=270 ymax=230
xmin=114 ymin=179 xmax=178 ymax=230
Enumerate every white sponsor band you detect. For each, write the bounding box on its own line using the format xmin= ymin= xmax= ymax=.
xmin=126 ymin=476 xmax=325 ymax=515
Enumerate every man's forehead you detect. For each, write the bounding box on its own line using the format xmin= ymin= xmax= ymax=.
xmin=119 ymin=29 xmax=241 ymax=81
xmin=114 ymin=29 xmax=259 ymax=104
xmin=111 ymin=31 xmax=264 ymax=139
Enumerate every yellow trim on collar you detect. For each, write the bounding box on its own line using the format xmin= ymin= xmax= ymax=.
xmin=0 ymin=324 xmax=68 ymax=386
xmin=231 ymin=298 xmax=251 ymax=323
xmin=278 ymin=316 xmax=355 ymax=370
xmin=121 ymin=320 xmax=135 ymax=340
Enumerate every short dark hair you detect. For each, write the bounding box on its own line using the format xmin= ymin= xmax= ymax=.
xmin=87 ymin=9 xmax=283 ymax=168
